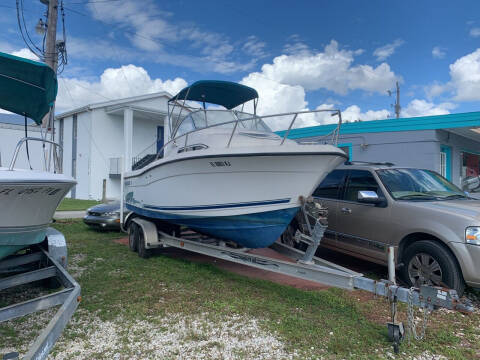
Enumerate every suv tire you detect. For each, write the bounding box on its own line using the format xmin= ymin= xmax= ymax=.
xmin=401 ymin=240 xmax=465 ymax=297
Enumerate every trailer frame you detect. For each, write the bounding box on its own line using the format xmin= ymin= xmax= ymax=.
xmin=124 ymin=198 xmax=473 ymax=352
xmin=0 ymin=228 xmax=81 ymax=360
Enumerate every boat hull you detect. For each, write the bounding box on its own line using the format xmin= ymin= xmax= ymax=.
xmin=127 ymin=203 xmax=300 ymax=248
xmin=0 ymin=169 xmax=76 ymax=259
xmin=125 ymin=148 xmax=346 ymax=248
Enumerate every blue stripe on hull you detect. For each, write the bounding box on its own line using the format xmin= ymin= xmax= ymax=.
xmin=126 ymin=204 xmax=299 ymax=248
xmin=144 ymin=198 xmax=290 ymax=211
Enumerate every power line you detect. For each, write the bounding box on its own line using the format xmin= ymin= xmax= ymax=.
xmin=66 ymin=0 xmax=124 ymax=5
xmin=63 ymin=6 xmax=88 ymax=17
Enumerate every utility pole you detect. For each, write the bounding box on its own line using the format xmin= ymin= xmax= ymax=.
xmin=42 ymin=0 xmax=58 ymax=128
xmin=394 ymin=81 xmax=401 ymax=119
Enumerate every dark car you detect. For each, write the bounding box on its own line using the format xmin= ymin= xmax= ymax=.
xmin=83 ymin=201 xmax=129 ymax=230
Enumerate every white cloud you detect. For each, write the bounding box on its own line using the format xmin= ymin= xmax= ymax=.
xmin=57 ymin=65 xmax=187 ymax=112
xmin=251 ymin=40 xmax=398 ymax=95
xmin=424 ymin=81 xmax=450 ymax=100
xmin=432 ymin=46 xmax=446 ymax=59
xmin=470 ymin=28 xmax=480 ymax=37
xmin=239 ymin=73 xmax=308 ymax=130
xmin=449 ymin=48 xmax=480 ymax=101
xmin=401 ymin=99 xmax=456 ymax=118
xmin=307 ymin=104 xmax=390 ymax=126
xmin=373 ymin=39 xmax=404 ymax=61
xmin=86 ymin=0 xmax=258 ymax=73
xmin=342 ymin=105 xmax=390 ymax=122
xmin=68 ymin=37 xmax=134 ymax=62
xmin=242 ymin=36 xmax=267 ymax=58
xmin=10 ymin=48 xmax=39 ymax=61
xmin=239 ymin=72 xmax=392 ymax=130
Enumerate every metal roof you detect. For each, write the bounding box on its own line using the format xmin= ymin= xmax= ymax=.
xmin=55 ymin=91 xmax=172 ymax=120
xmin=277 ymin=111 xmax=480 ymax=139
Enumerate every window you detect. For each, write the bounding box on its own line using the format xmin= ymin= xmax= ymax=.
xmin=377 ymin=168 xmax=464 ymax=200
xmin=344 ymin=170 xmax=383 ymax=202
xmin=313 ymin=170 xmax=347 ymax=199
xmin=461 ymin=151 xmax=480 ymax=192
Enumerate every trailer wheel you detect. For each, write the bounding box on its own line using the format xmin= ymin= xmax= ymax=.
xmin=137 ymin=226 xmax=151 ymax=259
xmin=128 ymin=223 xmax=138 ymax=252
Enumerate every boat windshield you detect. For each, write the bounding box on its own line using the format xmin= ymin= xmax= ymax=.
xmin=376 ymin=168 xmax=467 ymax=200
xmin=174 ymin=109 xmax=272 ymax=138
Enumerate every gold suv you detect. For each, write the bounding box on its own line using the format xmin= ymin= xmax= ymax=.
xmin=311 ymin=162 xmax=480 ymax=296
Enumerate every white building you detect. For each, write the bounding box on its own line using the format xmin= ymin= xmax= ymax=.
xmin=54 ymin=92 xmax=171 ymax=200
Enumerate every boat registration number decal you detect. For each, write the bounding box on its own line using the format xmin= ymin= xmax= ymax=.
xmin=0 ymin=187 xmax=62 ymax=196
xmin=209 ymin=161 xmax=231 ymax=167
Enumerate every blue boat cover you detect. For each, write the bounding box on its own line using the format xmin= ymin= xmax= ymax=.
xmin=0 ymin=51 xmax=57 ymax=124
xmin=170 ymin=80 xmax=258 ymax=109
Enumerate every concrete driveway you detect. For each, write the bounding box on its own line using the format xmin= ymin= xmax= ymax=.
xmin=54 ymin=211 xmax=85 ymax=219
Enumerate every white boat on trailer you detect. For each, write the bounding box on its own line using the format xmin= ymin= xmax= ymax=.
xmin=0 ymin=51 xmax=79 ymax=360
xmin=0 ymin=52 xmax=76 ymax=261
xmin=124 ymin=80 xmax=347 ymax=248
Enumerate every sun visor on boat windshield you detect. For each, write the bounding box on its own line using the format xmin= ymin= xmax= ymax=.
xmin=0 ymin=51 xmax=58 ymax=125
xmin=170 ymin=80 xmax=258 ymax=109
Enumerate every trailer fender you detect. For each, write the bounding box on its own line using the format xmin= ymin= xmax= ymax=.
xmin=131 ymin=218 xmax=161 ymax=249
xmin=45 ymin=227 xmax=68 ymax=269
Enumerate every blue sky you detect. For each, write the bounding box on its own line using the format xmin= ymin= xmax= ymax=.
xmin=1 ymin=0 xmax=480 ymax=128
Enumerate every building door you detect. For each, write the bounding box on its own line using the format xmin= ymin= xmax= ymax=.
xmin=157 ymin=126 xmax=164 ymax=156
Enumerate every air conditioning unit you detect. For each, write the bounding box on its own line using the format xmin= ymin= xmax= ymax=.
xmin=109 ymin=157 xmax=123 ymax=178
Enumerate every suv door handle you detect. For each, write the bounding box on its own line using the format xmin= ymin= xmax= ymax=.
xmin=341 ymin=207 xmax=352 ymax=214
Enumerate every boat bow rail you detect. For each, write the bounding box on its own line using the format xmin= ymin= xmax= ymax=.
xmin=9 ymin=137 xmax=62 ymax=173
xmin=162 ymin=108 xmax=343 ymax=160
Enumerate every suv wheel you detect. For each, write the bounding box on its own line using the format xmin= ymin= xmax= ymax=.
xmin=401 ymin=240 xmax=465 ymax=296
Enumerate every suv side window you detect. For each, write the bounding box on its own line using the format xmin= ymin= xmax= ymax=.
xmin=313 ymin=170 xmax=347 ymax=199
xmin=344 ymin=170 xmax=384 ymax=202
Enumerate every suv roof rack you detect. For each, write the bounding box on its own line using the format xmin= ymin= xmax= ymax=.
xmin=344 ymin=160 xmax=395 ymax=166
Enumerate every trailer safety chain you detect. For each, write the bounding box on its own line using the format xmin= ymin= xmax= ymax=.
xmin=407 ymin=287 xmax=430 ymax=341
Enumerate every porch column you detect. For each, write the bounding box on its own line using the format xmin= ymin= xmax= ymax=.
xmin=124 ymin=107 xmax=133 ymax=172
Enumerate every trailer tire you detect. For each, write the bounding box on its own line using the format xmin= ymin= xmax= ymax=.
xmin=137 ymin=226 xmax=151 ymax=259
xmin=128 ymin=223 xmax=138 ymax=252
xmin=400 ymin=240 xmax=465 ymax=296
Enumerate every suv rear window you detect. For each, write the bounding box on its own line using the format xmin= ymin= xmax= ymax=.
xmin=313 ymin=170 xmax=346 ymax=199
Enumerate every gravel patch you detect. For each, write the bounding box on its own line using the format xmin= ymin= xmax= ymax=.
xmin=49 ymin=312 xmax=297 ymax=360
xmin=68 ymin=253 xmax=87 ymax=278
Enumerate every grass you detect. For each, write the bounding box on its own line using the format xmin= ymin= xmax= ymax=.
xmin=1 ymin=220 xmax=479 ymax=359
xmin=56 ymin=198 xmax=101 ymax=211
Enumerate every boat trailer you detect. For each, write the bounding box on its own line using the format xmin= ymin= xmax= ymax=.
xmin=125 ymin=198 xmax=473 ymax=353
xmin=0 ymin=228 xmax=81 ymax=360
